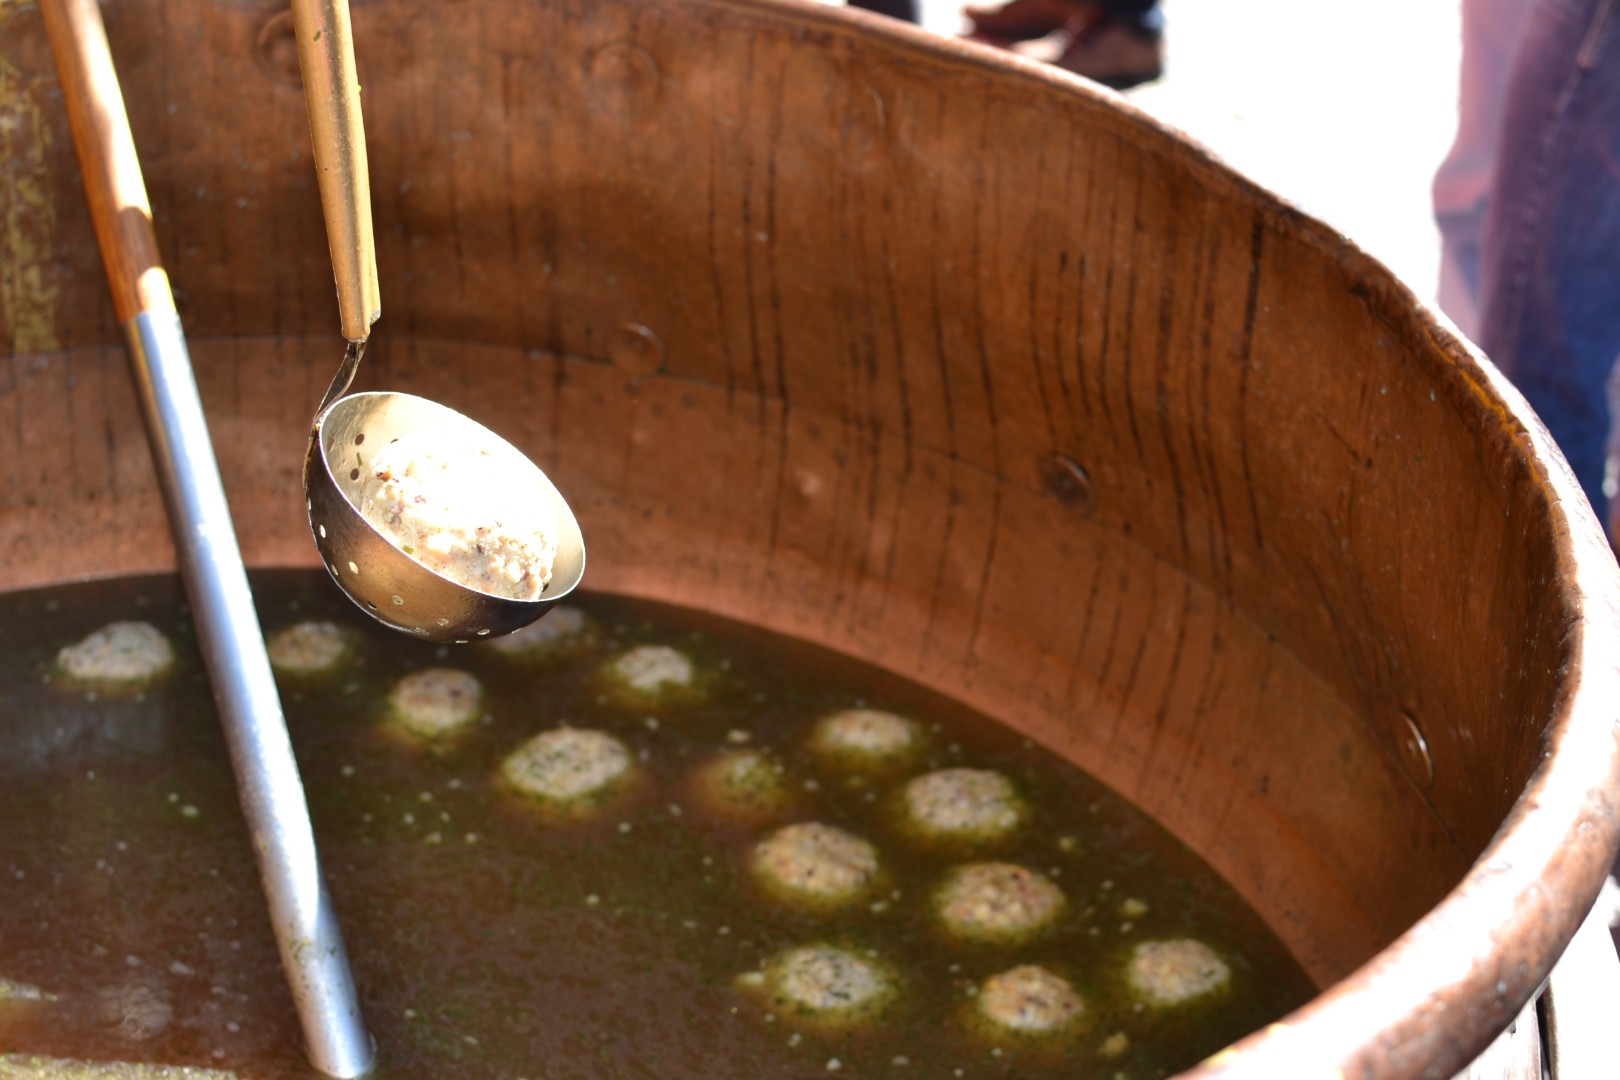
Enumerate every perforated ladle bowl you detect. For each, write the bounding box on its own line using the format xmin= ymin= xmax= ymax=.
xmin=305 ymin=390 xmax=586 ymax=643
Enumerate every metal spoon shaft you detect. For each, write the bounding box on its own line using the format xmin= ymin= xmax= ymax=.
xmin=318 ymin=338 xmax=367 ymax=416
xmin=126 ymin=313 xmax=375 ymax=1077
xmin=42 ymin=0 xmax=374 ymax=1074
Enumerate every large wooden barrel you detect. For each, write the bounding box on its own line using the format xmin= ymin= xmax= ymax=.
xmin=3 ymin=1 xmax=1618 ymax=1076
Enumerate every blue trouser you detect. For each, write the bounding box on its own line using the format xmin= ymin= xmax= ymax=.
xmin=1481 ymin=0 xmax=1620 ymax=524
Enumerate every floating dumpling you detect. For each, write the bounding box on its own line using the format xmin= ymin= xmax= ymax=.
xmin=750 ymin=822 xmax=880 ymax=909
xmin=806 ymin=709 xmax=923 ymax=772
xmin=384 ymin=668 xmax=483 ymax=742
xmin=686 ymin=749 xmax=795 ymax=824
xmin=486 ymin=605 xmax=592 ymax=658
xmin=55 ymin=622 xmax=173 ymax=687
xmin=736 ymin=946 xmax=898 ymax=1030
xmin=900 ymin=768 xmax=1027 ymax=845
xmin=934 ymin=863 xmax=1065 ymax=945
xmin=266 ymin=620 xmax=352 ymax=676
xmin=1126 ymin=939 xmax=1232 ymax=1007
xmin=500 ymin=726 xmax=638 ymax=816
xmin=975 ymin=965 xmax=1085 ymax=1036
xmin=602 ymin=645 xmax=696 ymax=702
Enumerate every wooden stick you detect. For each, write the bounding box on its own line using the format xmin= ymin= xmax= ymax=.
xmin=289 ymin=0 xmax=380 ymax=343
xmin=40 ymin=0 xmax=172 ymax=324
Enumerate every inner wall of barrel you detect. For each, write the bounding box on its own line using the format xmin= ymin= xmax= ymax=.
xmin=0 ymin=0 xmax=1571 ymax=989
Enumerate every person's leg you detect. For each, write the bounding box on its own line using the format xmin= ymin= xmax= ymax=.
xmin=1095 ymin=0 xmax=1159 ymax=25
xmin=1480 ymin=0 xmax=1620 ymax=522
xmin=962 ymin=0 xmax=1162 ymax=88
xmin=1054 ymin=0 xmax=1162 ymax=89
xmin=1432 ymin=0 xmax=1537 ymax=339
xmin=1605 ymin=355 xmax=1620 ymax=531
xmin=848 ymin=0 xmax=919 ymax=22
xmin=964 ymin=0 xmax=1095 ymax=43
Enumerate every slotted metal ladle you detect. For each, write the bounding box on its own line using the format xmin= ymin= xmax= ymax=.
xmin=290 ymin=0 xmax=585 ymax=644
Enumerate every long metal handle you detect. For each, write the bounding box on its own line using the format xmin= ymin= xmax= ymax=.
xmin=41 ymin=1 xmax=374 ymax=1075
xmin=290 ymin=0 xmax=380 ymax=343
xmin=125 ymin=314 xmax=376 ymax=1078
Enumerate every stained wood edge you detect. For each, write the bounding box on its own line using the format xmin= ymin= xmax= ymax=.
xmin=1167 ymin=185 xmax=1620 ymax=1080
xmin=719 ymin=6 xmax=1620 ymax=1077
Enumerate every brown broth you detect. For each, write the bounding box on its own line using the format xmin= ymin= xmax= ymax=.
xmin=0 ymin=572 xmax=1315 ymax=1078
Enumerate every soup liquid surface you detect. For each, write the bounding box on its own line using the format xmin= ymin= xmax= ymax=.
xmin=0 ymin=572 xmax=1313 ymax=1078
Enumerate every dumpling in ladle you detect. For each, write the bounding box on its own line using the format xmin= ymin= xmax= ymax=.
xmin=356 ymin=430 xmax=560 ymax=601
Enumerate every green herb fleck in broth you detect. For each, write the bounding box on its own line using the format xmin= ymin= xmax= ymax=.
xmin=0 ymin=571 xmax=1314 ymax=1079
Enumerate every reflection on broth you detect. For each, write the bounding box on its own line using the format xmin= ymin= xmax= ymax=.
xmin=0 ymin=572 xmax=1314 ymax=1079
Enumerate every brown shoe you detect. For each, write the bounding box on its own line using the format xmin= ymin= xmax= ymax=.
xmin=964 ymin=0 xmax=1098 ymax=44
xmin=1053 ymin=18 xmax=1163 ymax=90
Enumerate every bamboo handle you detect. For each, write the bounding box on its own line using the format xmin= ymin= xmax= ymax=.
xmin=41 ymin=0 xmax=171 ymax=324
xmin=290 ymin=0 xmax=381 ymax=343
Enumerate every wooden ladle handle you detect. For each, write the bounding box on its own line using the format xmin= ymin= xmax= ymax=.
xmin=290 ymin=0 xmax=381 ymax=344
xmin=41 ymin=0 xmax=170 ymax=325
